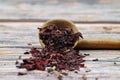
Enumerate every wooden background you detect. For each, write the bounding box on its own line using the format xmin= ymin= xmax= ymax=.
xmin=0 ymin=0 xmax=120 ymax=22
xmin=0 ymin=0 xmax=120 ymax=80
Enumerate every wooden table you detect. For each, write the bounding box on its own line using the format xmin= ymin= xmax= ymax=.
xmin=0 ymin=22 xmax=120 ymax=80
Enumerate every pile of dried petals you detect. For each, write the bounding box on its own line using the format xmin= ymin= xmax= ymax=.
xmin=16 ymin=24 xmax=85 ymax=79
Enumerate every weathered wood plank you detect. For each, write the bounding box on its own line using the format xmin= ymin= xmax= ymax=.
xmin=0 ymin=22 xmax=120 ymax=47
xmin=0 ymin=22 xmax=120 ymax=80
xmin=0 ymin=0 xmax=120 ymax=22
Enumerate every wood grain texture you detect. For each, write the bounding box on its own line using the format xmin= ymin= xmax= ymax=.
xmin=0 ymin=22 xmax=120 ymax=80
xmin=0 ymin=0 xmax=120 ymax=79
xmin=0 ymin=0 xmax=120 ymax=21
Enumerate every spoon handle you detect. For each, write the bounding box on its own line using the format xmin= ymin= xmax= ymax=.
xmin=76 ymin=39 xmax=120 ymax=49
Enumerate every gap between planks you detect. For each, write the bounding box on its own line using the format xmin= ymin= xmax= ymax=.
xmin=0 ymin=21 xmax=120 ymax=26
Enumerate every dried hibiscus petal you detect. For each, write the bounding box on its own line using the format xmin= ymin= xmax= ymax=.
xmin=16 ymin=24 xmax=85 ymax=78
xmin=17 ymin=72 xmax=27 ymax=76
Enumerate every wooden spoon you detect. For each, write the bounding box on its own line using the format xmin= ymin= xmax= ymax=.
xmin=39 ymin=19 xmax=120 ymax=50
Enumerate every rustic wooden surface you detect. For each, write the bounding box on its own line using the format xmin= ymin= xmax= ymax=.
xmin=0 ymin=0 xmax=120 ymax=80
xmin=0 ymin=22 xmax=120 ymax=80
xmin=0 ymin=0 xmax=120 ymax=22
